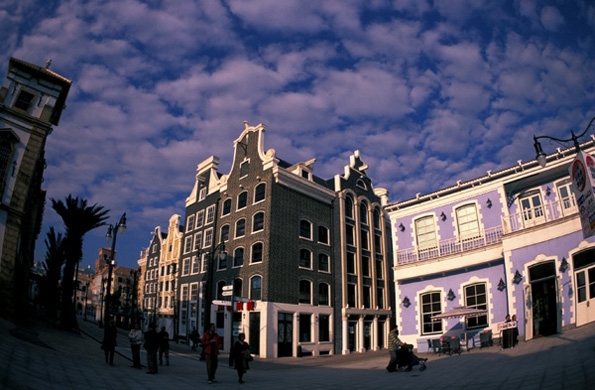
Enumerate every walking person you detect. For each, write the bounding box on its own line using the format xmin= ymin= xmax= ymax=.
xmin=128 ymin=322 xmax=143 ymax=369
xmin=158 ymin=326 xmax=170 ymax=366
xmin=230 ymin=332 xmax=251 ymax=384
xmin=386 ymin=323 xmax=402 ymax=372
xmin=190 ymin=328 xmax=199 ymax=352
xmin=101 ymin=318 xmax=117 ymax=366
xmin=201 ymin=323 xmax=222 ymax=384
xmin=144 ymin=323 xmax=159 ymax=374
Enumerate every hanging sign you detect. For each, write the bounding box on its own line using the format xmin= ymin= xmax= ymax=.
xmin=569 ymin=150 xmax=595 ymax=239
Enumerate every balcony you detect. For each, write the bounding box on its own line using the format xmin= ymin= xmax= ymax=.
xmin=396 ymin=225 xmax=504 ymax=265
xmin=502 ymin=198 xmax=577 ymax=234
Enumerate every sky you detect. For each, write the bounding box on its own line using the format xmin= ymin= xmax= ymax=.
xmin=2 ymin=0 xmax=594 ymax=271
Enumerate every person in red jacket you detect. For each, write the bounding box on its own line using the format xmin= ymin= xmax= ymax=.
xmin=201 ymin=323 xmax=221 ymax=383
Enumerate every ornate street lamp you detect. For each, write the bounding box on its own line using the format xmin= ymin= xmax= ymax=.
xmin=533 ymin=117 xmax=595 ymax=167
xmin=103 ymin=212 xmax=126 ymax=340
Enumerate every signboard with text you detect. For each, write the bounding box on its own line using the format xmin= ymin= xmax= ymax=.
xmin=569 ymin=150 xmax=595 ymax=239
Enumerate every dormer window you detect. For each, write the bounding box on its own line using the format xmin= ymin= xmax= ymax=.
xmin=301 ymin=169 xmax=310 ymax=180
xmin=240 ymin=160 xmax=249 ymax=178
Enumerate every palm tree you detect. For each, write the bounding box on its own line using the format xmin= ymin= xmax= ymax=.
xmin=52 ymin=195 xmax=109 ymax=331
xmin=40 ymin=227 xmax=65 ymax=322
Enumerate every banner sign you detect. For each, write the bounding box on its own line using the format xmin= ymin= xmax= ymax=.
xmin=569 ymin=150 xmax=595 ymax=239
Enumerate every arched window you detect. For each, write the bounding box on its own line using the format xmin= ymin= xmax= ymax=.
xmin=360 ymin=202 xmax=368 ymax=225
xmin=250 ymin=276 xmax=262 ymax=300
xmin=299 ymin=219 xmax=312 ymax=239
xmin=318 ymin=283 xmax=330 ymax=306
xmin=254 ymin=183 xmax=266 ymax=203
xmin=222 ymin=199 xmax=232 ymax=216
xmin=251 ymin=242 xmax=263 ymax=264
xmin=237 ymin=191 xmax=248 ymax=210
xmin=220 ymin=225 xmax=230 ymax=242
xmin=373 ymin=208 xmax=381 ymax=230
xmin=299 ymin=249 xmax=312 ymax=269
xmin=233 ymin=247 xmax=244 ymax=267
xmin=253 ymin=212 xmax=264 ymax=232
xmin=345 ymin=195 xmax=354 ymax=219
xmin=235 ymin=219 xmax=246 ymax=238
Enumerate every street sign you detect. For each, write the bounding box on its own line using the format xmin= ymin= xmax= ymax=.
xmin=222 ymin=285 xmax=233 ymax=291
xmin=221 ymin=291 xmax=233 ymax=297
xmin=212 ymin=299 xmax=232 ymax=306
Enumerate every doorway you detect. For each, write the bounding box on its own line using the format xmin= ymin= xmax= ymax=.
xmin=573 ymin=249 xmax=595 ymax=326
xmin=278 ymin=312 xmax=293 ymax=357
xmin=528 ymin=261 xmax=558 ymax=337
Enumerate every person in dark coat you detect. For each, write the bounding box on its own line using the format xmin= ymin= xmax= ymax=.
xmin=102 ymin=318 xmax=117 ymax=366
xmin=158 ymin=326 xmax=170 ymax=366
xmin=230 ymin=332 xmax=251 ymax=384
xmin=144 ymin=323 xmax=159 ymax=374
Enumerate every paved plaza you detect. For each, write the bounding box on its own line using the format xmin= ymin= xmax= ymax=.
xmin=1 ymin=315 xmax=594 ymax=389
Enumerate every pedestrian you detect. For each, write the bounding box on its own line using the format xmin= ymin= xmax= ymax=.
xmin=190 ymin=327 xmax=199 ymax=351
xmin=128 ymin=322 xmax=143 ymax=369
xmin=158 ymin=326 xmax=170 ymax=366
xmin=101 ymin=318 xmax=117 ymax=366
xmin=386 ymin=323 xmax=402 ymax=372
xmin=201 ymin=323 xmax=222 ymax=384
xmin=511 ymin=314 xmax=519 ymax=347
xmin=144 ymin=322 xmax=159 ymax=374
xmin=230 ymin=332 xmax=251 ymax=384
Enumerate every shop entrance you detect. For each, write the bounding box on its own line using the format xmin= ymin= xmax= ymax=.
xmin=573 ymin=249 xmax=595 ymax=326
xmin=528 ymin=261 xmax=558 ymax=337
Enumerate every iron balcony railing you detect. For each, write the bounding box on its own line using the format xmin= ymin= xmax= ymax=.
xmin=501 ymin=197 xmax=577 ymax=234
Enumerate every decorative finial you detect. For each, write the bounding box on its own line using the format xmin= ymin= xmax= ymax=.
xmin=45 ymin=59 xmax=52 ymax=69
xmin=244 ymin=120 xmax=250 ymax=129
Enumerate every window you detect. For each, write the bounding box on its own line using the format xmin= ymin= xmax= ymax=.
xmin=201 ymin=253 xmax=208 ymax=273
xmin=415 ymin=216 xmax=437 ymax=250
xmin=204 ymin=229 xmax=213 ymax=247
xmin=360 ymin=203 xmax=368 ymax=225
xmin=520 ymin=191 xmax=545 ymax=223
xmin=299 ymin=313 xmax=311 ymax=342
xmin=0 ymin=141 xmax=14 ymax=194
xmin=318 ymin=226 xmax=329 ymax=245
xmin=253 ymin=212 xmax=264 ymax=232
xmin=319 ymin=314 xmax=330 ymax=341
xmin=251 ymin=276 xmax=262 ymax=300
xmin=301 ymin=169 xmax=310 ymax=179
xmin=318 ymin=253 xmax=330 ymax=272
xmin=254 ymin=183 xmax=266 ymax=203
xmin=186 ymin=215 xmax=195 ymax=232
xmin=347 ymin=283 xmax=356 ymax=307
xmin=375 ymin=259 xmax=383 ymax=280
xmin=556 ymin=179 xmax=576 ymax=212
xmin=362 ymin=256 xmax=370 ymax=277
xmin=299 ymin=249 xmax=312 ymax=269
xmin=361 ymin=229 xmax=369 ymax=249
xmin=240 ymin=160 xmax=249 ymax=177
xmin=194 ymin=232 xmax=202 ymax=251
xmin=318 ymin=283 xmax=330 ymax=306
xmin=191 ymin=256 xmax=200 ymax=274
xmin=14 ymin=90 xmax=35 ymax=111
xmin=206 ymin=205 xmax=215 ymax=224
xmin=222 ymin=199 xmax=232 ymax=216
xmin=464 ymin=283 xmax=488 ymax=328
xmin=235 ymin=219 xmax=246 ymax=238
xmin=373 ymin=208 xmax=381 ymax=229
xmin=195 ymin=210 xmax=204 ymax=228
xmin=233 ymin=248 xmax=244 ymax=267
xmin=356 ymin=179 xmax=367 ymax=189
xmin=362 ymin=286 xmax=371 ymax=308
xmin=182 ymin=257 xmax=190 ymax=276
xmin=374 ymin=234 xmax=382 ymax=254
xmin=184 ymin=236 xmax=193 ymax=254
xmin=376 ymin=287 xmax=384 ymax=309
xmin=345 ymin=195 xmax=354 ymax=219
xmin=347 ymin=252 xmax=356 ymax=274
xmin=238 ymin=192 xmax=248 ymax=209
xmin=233 ymin=278 xmax=242 ymax=297
xmin=251 ymin=243 xmax=263 ymax=264
xmin=346 ymin=224 xmax=355 ymax=246
xmin=299 ymin=220 xmax=312 ymax=239
xmin=199 ymin=186 xmax=207 ymax=201
xmin=456 ymin=204 xmax=480 ymax=239
xmin=421 ymin=292 xmax=442 ymax=335
xmin=299 ymin=280 xmax=311 ymax=304
xmin=220 ymin=225 xmax=230 ymax=242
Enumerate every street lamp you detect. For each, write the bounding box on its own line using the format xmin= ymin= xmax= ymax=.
xmin=202 ymin=241 xmax=227 ymax=332
xmin=84 ymin=281 xmax=90 ymax=321
xmin=130 ymin=268 xmax=140 ymax=326
xmin=103 ymin=212 xmax=126 ymax=341
xmin=533 ymin=117 xmax=595 ymax=167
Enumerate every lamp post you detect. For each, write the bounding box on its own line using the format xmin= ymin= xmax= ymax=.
xmin=99 ymin=277 xmax=107 ymax=327
xmin=130 ymin=268 xmax=139 ymax=326
xmin=103 ymin=212 xmax=127 ymax=341
xmin=202 ymin=241 xmax=227 ymax=332
xmin=533 ymin=116 xmax=595 ymax=167
xmin=84 ymin=281 xmax=90 ymax=321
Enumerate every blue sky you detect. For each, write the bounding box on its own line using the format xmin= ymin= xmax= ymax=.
xmin=2 ymin=0 xmax=594 ymax=270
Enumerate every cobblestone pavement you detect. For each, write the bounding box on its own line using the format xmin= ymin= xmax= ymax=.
xmin=1 ymin=315 xmax=594 ymax=389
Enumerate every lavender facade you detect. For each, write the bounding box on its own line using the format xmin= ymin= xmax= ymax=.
xmin=387 ymin=142 xmax=595 ymax=352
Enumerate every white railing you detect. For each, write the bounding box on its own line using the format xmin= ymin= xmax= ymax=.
xmin=501 ymin=198 xmax=577 ymax=234
xmin=396 ymin=225 xmax=503 ymax=265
